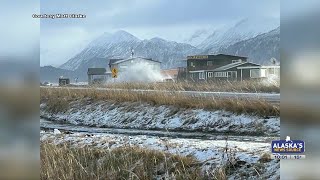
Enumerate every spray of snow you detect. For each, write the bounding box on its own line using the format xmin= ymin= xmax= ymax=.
xmin=261 ymin=58 xmax=280 ymax=87
xmin=115 ymin=61 xmax=164 ymax=82
xmin=262 ymin=74 xmax=280 ymax=87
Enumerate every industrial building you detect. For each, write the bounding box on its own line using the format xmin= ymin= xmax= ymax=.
xmin=58 ymin=77 xmax=70 ymax=86
xmin=87 ymin=68 xmax=110 ymax=85
xmin=109 ymin=57 xmax=161 ymax=82
xmin=109 ymin=57 xmax=161 ymax=73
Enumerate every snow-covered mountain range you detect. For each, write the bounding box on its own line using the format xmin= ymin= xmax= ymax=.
xmin=60 ymin=30 xmax=201 ymax=71
xmin=218 ymin=27 xmax=280 ymax=65
xmin=194 ymin=18 xmax=279 ymax=53
xmin=183 ymin=28 xmax=214 ymax=47
xmin=41 ymin=18 xmax=280 ymax=81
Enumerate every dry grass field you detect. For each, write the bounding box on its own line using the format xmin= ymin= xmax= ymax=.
xmin=41 ymin=87 xmax=279 ymax=117
xmin=40 ymin=81 xmax=279 ymax=179
xmin=101 ymin=80 xmax=280 ymax=93
xmin=40 ymin=141 xmax=275 ymax=180
xmin=40 ymin=142 xmax=212 ymax=180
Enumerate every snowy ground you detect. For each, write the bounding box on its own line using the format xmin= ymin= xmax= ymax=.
xmin=50 ymin=82 xmax=88 ymax=86
xmin=40 ymin=119 xmax=277 ymax=143
xmin=40 ymin=98 xmax=280 ymax=179
xmin=40 ymin=100 xmax=280 ymax=136
xmin=41 ymin=130 xmax=279 ymax=179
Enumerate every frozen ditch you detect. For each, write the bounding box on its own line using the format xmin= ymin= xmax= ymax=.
xmin=40 ymin=99 xmax=280 ymax=179
xmin=41 ymin=119 xmax=276 ymax=143
xmin=40 ymin=100 xmax=280 ymax=136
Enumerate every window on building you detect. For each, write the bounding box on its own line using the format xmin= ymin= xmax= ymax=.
xmin=232 ymin=59 xmax=242 ymax=63
xmin=207 ymin=61 xmax=213 ymax=66
xmin=268 ymin=68 xmax=275 ymax=74
xmin=199 ymin=72 xmax=205 ymax=79
xmin=208 ymin=72 xmax=213 ymax=78
xmin=261 ymin=69 xmax=266 ymax=77
xmin=274 ymin=68 xmax=280 ymax=76
xmin=190 ymin=62 xmax=195 ymax=67
xmin=250 ymin=69 xmax=260 ymax=78
xmin=214 ymin=72 xmax=227 ymax=77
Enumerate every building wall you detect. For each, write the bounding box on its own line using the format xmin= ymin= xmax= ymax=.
xmin=186 ymin=55 xmax=247 ymax=81
xmin=188 ymin=71 xmax=206 ymax=82
xmin=264 ymin=67 xmax=280 ymax=78
xmin=111 ymin=58 xmax=160 ymax=73
xmin=189 ymin=63 xmax=260 ymax=82
xmin=110 ymin=58 xmax=162 ymax=82
xmin=237 ymin=69 xmax=251 ymax=81
xmin=186 ymin=63 xmax=279 ymax=82
xmin=187 ymin=55 xmax=247 ymax=72
xmin=176 ymin=67 xmax=187 ymax=82
xmin=59 ymin=78 xmax=70 ymax=86
xmin=88 ymin=75 xmax=108 ymax=85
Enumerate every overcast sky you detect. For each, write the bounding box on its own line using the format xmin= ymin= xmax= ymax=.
xmin=40 ymin=0 xmax=281 ymax=67
xmin=0 ymin=0 xmax=39 ymax=61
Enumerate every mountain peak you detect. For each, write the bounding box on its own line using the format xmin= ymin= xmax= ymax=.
xmin=110 ymin=30 xmax=140 ymax=42
xmin=113 ymin=30 xmax=134 ymax=36
xmin=88 ymin=30 xmax=140 ymax=48
xmin=272 ymin=26 xmax=280 ymax=34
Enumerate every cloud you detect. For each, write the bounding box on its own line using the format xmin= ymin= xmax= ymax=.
xmin=0 ymin=0 xmax=39 ymax=60
xmin=40 ymin=27 xmax=96 ymax=66
xmin=39 ymin=0 xmax=280 ymax=66
xmin=41 ymin=0 xmax=279 ymax=30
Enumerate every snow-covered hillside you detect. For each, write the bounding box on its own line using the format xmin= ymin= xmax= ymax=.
xmin=183 ymin=28 xmax=215 ymax=46
xmin=60 ymin=31 xmax=141 ymax=71
xmin=197 ymin=18 xmax=280 ymax=53
xmin=218 ymin=27 xmax=280 ymax=64
xmin=134 ymin=37 xmax=200 ymax=68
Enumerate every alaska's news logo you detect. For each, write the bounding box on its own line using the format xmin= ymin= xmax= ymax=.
xmin=271 ymin=136 xmax=305 ymax=154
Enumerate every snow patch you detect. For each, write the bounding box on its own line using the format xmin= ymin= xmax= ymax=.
xmin=40 ymin=100 xmax=280 ymax=136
